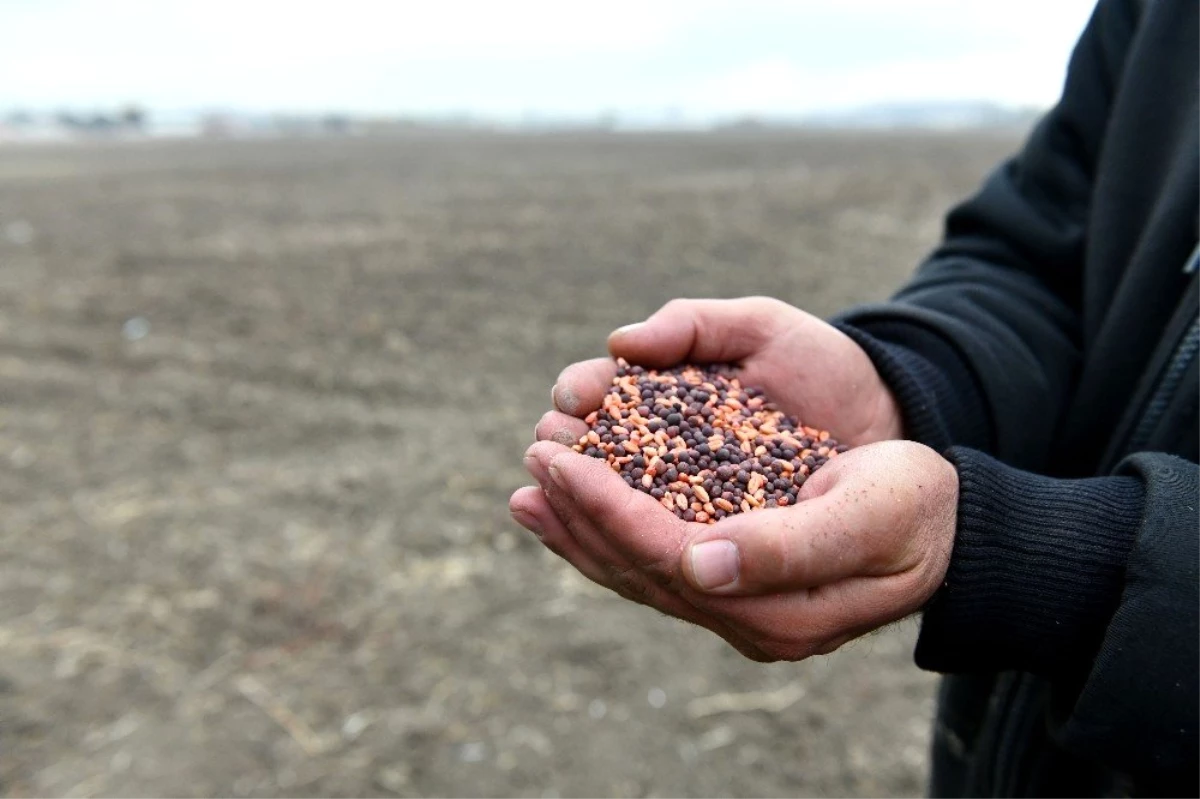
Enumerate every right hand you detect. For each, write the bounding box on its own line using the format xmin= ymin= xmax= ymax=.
xmin=536 ymin=297 xmax=904 ymax=452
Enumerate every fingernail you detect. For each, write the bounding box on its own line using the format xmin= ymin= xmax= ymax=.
xmin=548 ymin=457 xmax=570 ymax=492
xmin=511 ymin=510 xmax=544 ymax=538
xmin=610 ymin=322 xmax=645 ymax=339
xmin=523 ymin=453 xmax=549 ymax=484
xmin=552 ymin=385 xmax=579 ymax=415
xmin=550 ymin=428 xmax=576 ymax=446
xmin=689 ymin=540 xmax=739 ymax=591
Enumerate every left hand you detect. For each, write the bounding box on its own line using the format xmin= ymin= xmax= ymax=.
xmin=510 ymin=439 xmax=958 ymax=661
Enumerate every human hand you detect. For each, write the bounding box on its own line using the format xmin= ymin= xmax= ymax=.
xmin=510 ymin=439 xmax=957 ymax=660
xmin=536 ymin=297 xmax=903 ymax=456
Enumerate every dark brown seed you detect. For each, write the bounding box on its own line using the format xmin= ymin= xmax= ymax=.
xmin=576 ymin=359 xmax=846 ymax=524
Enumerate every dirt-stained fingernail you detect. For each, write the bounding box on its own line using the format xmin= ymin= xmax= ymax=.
xmin=552 ymin=385 xmax=579 ymax=415
xmin=550 ymin=428 xmax=577 ymax=446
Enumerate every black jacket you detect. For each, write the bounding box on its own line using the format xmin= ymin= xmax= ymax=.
xmin=835 ymin=0 xmax=1198 ymax=794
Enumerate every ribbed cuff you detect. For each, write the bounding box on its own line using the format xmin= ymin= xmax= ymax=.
xmin=834 ymin=321 xmax=991 ymax=451
xmin=916 ymin=447 xmax=1144 ymax=677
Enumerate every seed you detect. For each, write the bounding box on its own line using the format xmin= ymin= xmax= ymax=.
xmin=578 ymin=358 xmax=845 ymax=524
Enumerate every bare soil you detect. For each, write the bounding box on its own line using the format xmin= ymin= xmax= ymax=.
xmin=0 ymin=130 xmax=1018 ymax=797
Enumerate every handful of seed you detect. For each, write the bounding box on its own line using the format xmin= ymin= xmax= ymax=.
xmin=573 ymin=358 xmax=847 ymax=524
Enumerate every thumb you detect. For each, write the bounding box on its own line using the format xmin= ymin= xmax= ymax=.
xmin=537 ymin=446 xmax=692 ymax=577
xmin=607 ymin=297 xmax=793 ymax=367
xmin=680 ymin=490 xmax=888 ymax=595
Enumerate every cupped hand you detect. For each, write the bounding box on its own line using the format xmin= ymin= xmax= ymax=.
xmin=535 ymin=297 xmax=904 ymax=461
xmin=510 ymin=439 xmax=957 ymax=661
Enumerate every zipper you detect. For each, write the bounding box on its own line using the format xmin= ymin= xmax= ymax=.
xmin=1126 ymin=315 xmax=1200 ymax=452
xmin=1130 ymin=243 xmax=1200 ymax=450
xmin=1097 ymin=246 xmax=1200 ymax=472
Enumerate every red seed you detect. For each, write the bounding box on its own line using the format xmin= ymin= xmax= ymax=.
xmin=573 ymin=358 xmax=845 ymax=523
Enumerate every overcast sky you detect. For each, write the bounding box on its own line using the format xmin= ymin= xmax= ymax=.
xmin=2 ymin=0 xmax=1097 ymax=119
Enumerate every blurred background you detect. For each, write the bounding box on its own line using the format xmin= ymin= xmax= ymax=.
xmin=1 ymin=1 xmax=1092 ymax=796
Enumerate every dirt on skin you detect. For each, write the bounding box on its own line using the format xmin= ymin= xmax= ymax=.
xmin=0 ymin=130 xmax=1019 ymax=797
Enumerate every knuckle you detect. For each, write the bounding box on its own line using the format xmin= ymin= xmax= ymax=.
xmin=634 ymin=550 xmax=682 ymax=587
xmin=753 ymin=638 xmax=798 ymax=662
xmin=743 ymin=294 xmax=781 ymax=310
xmin=630 ymin=520 xmax=687 ymax=579
xmin=733 ymin=640 xmax=776 ymax=663
xmin=611 ymin=566 xmax=652 ymax=602
xmin=744 ymin=520 xmax=795 ymax=588
xmin=811 ymin=635 xmax=849 ymax=657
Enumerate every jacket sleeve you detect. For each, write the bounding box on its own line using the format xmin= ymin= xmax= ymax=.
xmin=833 ymin=0 xmax=1198 ymax=778
xmin=833 ymin=0 xmax=1140 ymax=470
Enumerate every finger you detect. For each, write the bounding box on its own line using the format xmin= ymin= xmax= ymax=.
xmin=540 ymin=447 xmax=694 ymax=581
xmin=552 ymin=358 xmax=617 ymax=417
xmin=679 ymin=484 xmax=898 ymax=596
xmin=519 ymin=481 xmax=769 ymax=658
xmin=513 ymin=484 xmax=652 ymax=597
xmin=527 ymin=440 xmax=691 ymax=583
xmin=606 ymin=297 xmax=795 ymax=367
xmin=525 ymin=442 xmax=774 ymax=652
xmin=535 ymin=410 xmax=588 ymax=447
xmin=510 ymin=485 xmax=626 ymax=589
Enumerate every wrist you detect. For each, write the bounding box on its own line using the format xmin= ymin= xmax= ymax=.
xmin=872 ymin=380 xmax=907 ymax=442
xmin=833 ymin=321 xmax=991 ymax=453
xmin=915 ymin=447 xmax=1142 ymax=676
